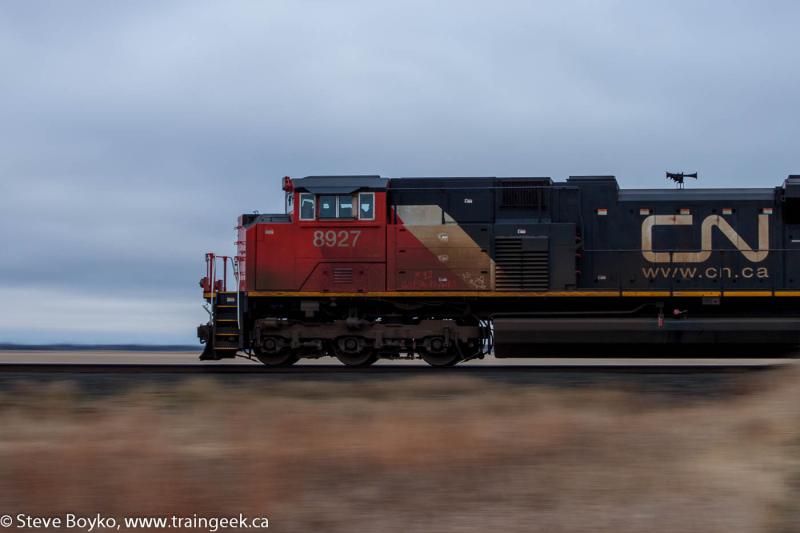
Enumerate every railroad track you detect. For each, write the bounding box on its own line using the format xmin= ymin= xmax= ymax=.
xmin=0 ymin=363 xmax=787 ymax=374
xmin=0 ymin=362 xmax=787 ymax=397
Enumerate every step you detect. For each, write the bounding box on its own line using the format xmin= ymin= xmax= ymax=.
xmin=213 ymin=341 xmax=239 ymax=349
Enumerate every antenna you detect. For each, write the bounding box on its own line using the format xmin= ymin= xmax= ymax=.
xmin=666 ymin=171 xmax=698 ymax=189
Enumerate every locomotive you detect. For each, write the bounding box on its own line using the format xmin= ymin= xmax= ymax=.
xmin=197 ymin=174 xmax=800 ymax=366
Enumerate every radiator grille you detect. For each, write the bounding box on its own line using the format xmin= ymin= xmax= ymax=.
xmin=332 ymin=268 xmax=354 ymax=284
xmin=495 ymin=238 xmax=549 ymax=291
xmin=499 ymin=179 xmax=551 ymax=210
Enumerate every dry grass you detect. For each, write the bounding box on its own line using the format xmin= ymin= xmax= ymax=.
xmin=0 ymin=371 xmax=799 ymax=532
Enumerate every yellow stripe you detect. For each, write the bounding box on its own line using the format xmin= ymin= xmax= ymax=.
xmin=246 ymin=290 xmax=621 ymax=298
xmin=505 ymin=291 xmax=621 ymax=297
xmin=722 ymin=291 xmax=773 ymax=297
xmin=672 ymin=291 xmax=721 ymax=297
xmin=216 ymin=305 xmax=237 ymax=308
xmin=237 ymin=289 xmax=789 ymax=298
xmin=622 ymin=291 xmax=671 ymax=297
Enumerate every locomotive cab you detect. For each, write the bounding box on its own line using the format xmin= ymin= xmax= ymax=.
xmin=243 ymin=175 xmax=389 ymax=293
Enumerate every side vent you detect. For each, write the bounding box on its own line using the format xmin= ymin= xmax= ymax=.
xmin=494 ymin=237 xmax=549 ymax=291
xmin=333 ymin=268 xmax=354 ymax=284
xmin=499 ymin=179 xmax=551 ymax=209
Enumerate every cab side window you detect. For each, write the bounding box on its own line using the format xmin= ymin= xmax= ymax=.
xmin=319 ymin=195 xmax=337 ymax=218
xmin=302 ymin=193 xmax=370 ymax=220
xmin=337 ymin=195 xmax=354 ymax=218
xmin=358 ymin=192 xmax=375 ymax=220
xmin=285 ymin=192 xmax=294 ymax=214
xmin=320 ymin=194 xmax=356 ymax=219
xmin=299 ymin=193 xmax=315 ymax=220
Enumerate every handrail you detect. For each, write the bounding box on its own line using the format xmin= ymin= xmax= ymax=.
xmin=202 ymin=253 xmax=239 ymax=293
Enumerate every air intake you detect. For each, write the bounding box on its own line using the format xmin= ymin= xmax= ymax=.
xmin=499 ymin=179 xmax=551 ymax=209
xmin=332 ymin=268 xmax=354 ymax=284
xmin=494 ymin=237 xmax=549 ymax=291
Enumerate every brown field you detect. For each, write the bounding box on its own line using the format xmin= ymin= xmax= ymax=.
xmin=0 ymin=371 xmax=799 ymax=532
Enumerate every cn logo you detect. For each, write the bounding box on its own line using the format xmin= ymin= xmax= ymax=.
xmin=641 ymin=214 xmax=769 ymax=263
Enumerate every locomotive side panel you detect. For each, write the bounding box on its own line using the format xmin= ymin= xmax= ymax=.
xmin=570 ymin=177 xmax=784 ymax=293
xmin=389 ymin=179 xmax=494 ymax=291
xmin=294 ymin=220 xmax=387 ymax=291
xmin=252 ymin=219 xmax=296 ymax=291
xmin=295 ymin=262 xmax=386 ymax=292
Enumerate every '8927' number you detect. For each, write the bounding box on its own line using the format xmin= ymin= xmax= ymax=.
xmin=312 ymin=230 xmax=362 ymax=248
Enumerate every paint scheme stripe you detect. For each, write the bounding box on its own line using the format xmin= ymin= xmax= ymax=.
xmin=245 ymin=290 xmax=621 ymax=298
xmin=238 ymin=290 xmax=782 ymax=298
xmin=621 ymin=291 xmax=671 ymax=297
xmin=395 ymin=209 xmax=492 ymax=291
xmin=722 ymin=291 xmax=773 ymax=297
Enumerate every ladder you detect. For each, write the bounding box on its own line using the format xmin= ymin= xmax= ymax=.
xmin=199 ymin=253 xmax=241 ymax=360
xmin=212 ymin=291 xmax=240 ymax=356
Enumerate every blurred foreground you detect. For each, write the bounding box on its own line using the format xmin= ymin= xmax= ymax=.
xmin=1 ymin=371 xmax=799 ymax=532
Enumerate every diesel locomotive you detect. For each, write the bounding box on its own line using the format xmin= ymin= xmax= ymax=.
xmin=197 ymin=174 xmax=800 ymax=366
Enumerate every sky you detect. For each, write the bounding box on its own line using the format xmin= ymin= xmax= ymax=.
xmin=1 ymin=0 xmax=799 ymax=344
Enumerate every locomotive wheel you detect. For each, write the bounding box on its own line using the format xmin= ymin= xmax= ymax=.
xmin=335 ymin=350 xmax=378 ymax=367
xmin=419 ymin=349 xmax=461 ymax=367
xmin=418 ymin=344 xmax=461 ymax=367
xmin=254 ymin=349 xmax=298 ymax=367
xmin=332 ymin=337 xmax=378 ymax=367
xmin=419 ymin=336 xmax=462 ymax=367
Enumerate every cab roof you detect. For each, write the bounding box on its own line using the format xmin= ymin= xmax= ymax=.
xmin=292 ymin=175 xmax=388 ymax=194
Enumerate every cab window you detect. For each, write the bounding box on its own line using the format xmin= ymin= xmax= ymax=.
xmin=285 ymin=192 xmax=294 ymax=214
xmin=319 ymin=194 xmax=356 ymax=219
xmin=299 ymin=193 xmax=315 ymax=220
xmin=337 ymin=195 xmax=354 ymax=218
xmin=358 ymin=192 xmax=375 ymax=220
xmin=319 ymin=195 xmax=337 ymax=218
